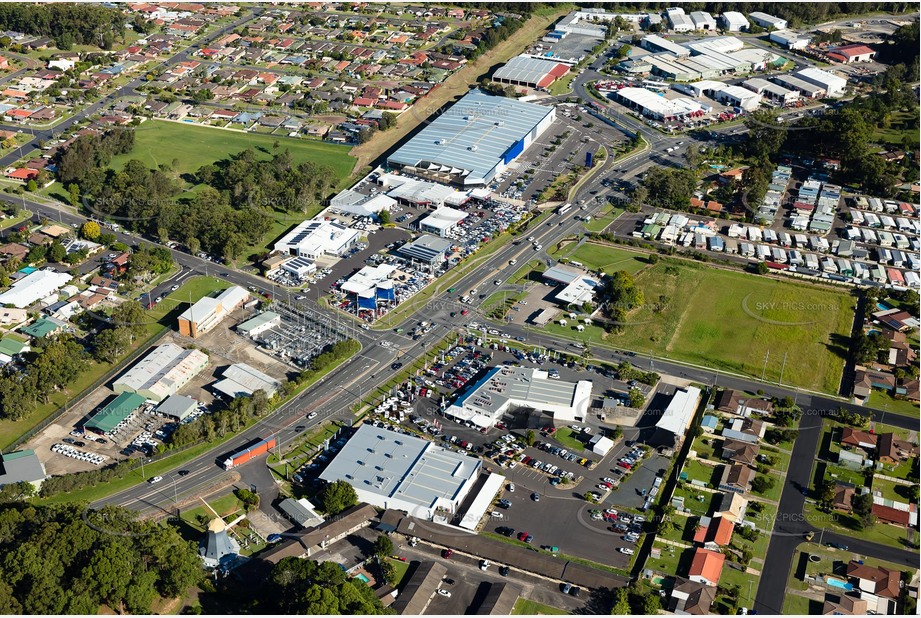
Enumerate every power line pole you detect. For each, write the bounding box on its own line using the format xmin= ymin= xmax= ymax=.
xmin=761 ymin=350 xmax=770 ymax=383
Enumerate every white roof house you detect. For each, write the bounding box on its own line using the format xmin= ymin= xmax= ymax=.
xmin=0 ymin=270 xmax=71 ymax=309
xmin=719 ymin=12 xmax=749 ymax=32
xmin=273 ymin=219 xmax=360 ymax=258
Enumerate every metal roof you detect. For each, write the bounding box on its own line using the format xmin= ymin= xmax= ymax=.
xmin=398 ymin=235 xmax=452 ymax=263
xmin=155 ymin=394 xmax=198 ymax=420
xmin=213 ymin=363 xmax=281 ymax=398
xmin=387 ymin=90 xmax=554 ymax=185
xmin=543 ymin=264 xmax=581 ymax=284
xmin=0 ymin=449 xmax=46 ymax=485
xmin=237 ymin=311 xmax=280 ymax=334
xmin=113 ymin=344 xmax=208 ymax=402
xmin=493 ymin=55 xmax=569 ymax=88
xmin=319 ymin=424 xmax=480 ymax=510
xmin=655 ymin=386 xmax=701 ymax=435
xmin=85 ymin=392 xmax=147 ymax=433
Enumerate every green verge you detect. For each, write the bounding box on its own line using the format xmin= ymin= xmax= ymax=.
xmin=512 ymin=599 xmax=569 ymax=615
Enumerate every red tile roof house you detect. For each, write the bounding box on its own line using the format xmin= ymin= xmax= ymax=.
xmin=831 ymin=482 xmax=855 ymax=512
xmin=692 ymin=515 xmax=734 ymax=548
xmin=839 ymin=427 xmax=878 ymax=450
xmin=871 ymin=503 xmax=913 ymax=526
xmin=5 ymin=168 xmax=39 ymax=182
xmin=687 ymin=548 xmax=725 ymax=587
xmin=876 ymin=432 xmax=919 ymax=465
xmin=846 ymin=561 xmax=901 ymax=599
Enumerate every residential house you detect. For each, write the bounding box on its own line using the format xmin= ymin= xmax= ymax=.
xmin=687 ymin=548 xmax=725 ymax=587
xmin=722 ymin=418 xmax=765 ymax=444
xmin=852 ymin=367 xmax=897 ymax=399
xmin=722 ymin=439 xmax=760 ymax=466
xmin=840 ymin=427 xmax=878 ymax=450
xmin=871 ymin=502 xmax=913 ymax=526
xmin=846 ymin=561 xmax=901 ymax=599
xmin=831 ymin=482 xmax=856 ymax=512
xmin=692 ymin=515 xmax=734 ymax=548
xmin=719 ymin=463 xmax=754 ymax=495
xmin=713 ymin=491 xmax=748 ymax=524
xmin=895 ymin=378 xmax=919 ymax=403
xmin=877 ymin=432 xmax=918 ymax=465
xmin=716 ymin=389 xmax=741 ymax=413
xmin=822 ymin=593 xmax=868 ymax=615
xmin=668 ymin=577 xmax=716 ymax=615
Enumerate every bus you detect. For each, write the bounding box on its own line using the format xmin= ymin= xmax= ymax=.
xmin=557 ymin=203 xmax=572 ymax=215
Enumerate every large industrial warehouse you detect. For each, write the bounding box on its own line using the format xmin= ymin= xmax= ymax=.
xmin=319 ymin=424 xmax=483 ymax=520
xmin=446 ymin=365 xmax=593 ymax=427
xmin=492 ymin=55 xmax=570 ymax=90
xmin=112 ymin=343 xmax=208 ymax=402
xmin=386 ymin=90 xmax=555 ymax=186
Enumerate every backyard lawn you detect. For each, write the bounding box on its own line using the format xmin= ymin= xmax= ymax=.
xmin=544 ymin=256 xmax=855 ymax=393
xmin=681 ymin=459 xmax=720 ymax=486
xmin=110 ymin=120 xmax=356 ymax=183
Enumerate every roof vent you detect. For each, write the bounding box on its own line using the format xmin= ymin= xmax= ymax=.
xmin=495 ymin=121 xmax=503 ymax=127
xmin=469 ymin=145 xmax=478 ymax=152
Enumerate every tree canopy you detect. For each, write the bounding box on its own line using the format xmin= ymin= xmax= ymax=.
xmin=263 ymin=557 xmax=392 ymax=615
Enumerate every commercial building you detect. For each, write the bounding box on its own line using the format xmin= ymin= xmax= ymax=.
xmin=712 ymin=84 xmax=762 ymax=111
xmin=273 ymin=219 xmax=360 ymax=259
xmin=445 ymin=365 xmax=593 ymax=427
xmin=666 ymin=8 xmax=694 ymax=32
xmin=329 ymin=189 xmax=396 ymax=218
xmin=155 ymin=394 xmax=199 ymax=421
xmin=319 ymin=424 xmax=482 ymax=520
xmin=769 ymin=30 xmax=812 ymax=50
xmin=794 ymin=67 xmax=848 ymax=97
xmin=827 ymin=44 xmax=876 ymax=63
xmin=641 ymin=34 xmax=690 ymax=57
xmin=0 ymin=269 xmax=71 ymax=309
xmin=772 ymin=73 xmax=825 ymax=98
xmin=418 ymin=206 xmax=468 ymax=237
xmin=386 ymin=90 xmax=556 ymax=186
xmin=718 ymin=12 xmax=749 ymax=32
xmin=212 ymin=362 xmax=282 ymax=399
xmin=237 ymin=311 xmax=281 ymax=338
xmin=277 ymin=497 xmax=325 ymax=529
xmin=542 ymin=265 xmax=599 ymax=306
xmin=279 ymin=256 xmax=317 ymax=279
xmin=690 ymin=11 xmax=717 ymax=30
xmin=652 ymin=385 xmax=702 ymax=446
xmin=177 ymin=286 xmax=250 ymax=339
xmin=492 ymin=55 xmax=570 ymax=90
xmin=612 ymin=87 xmax=706 ymax=121
xmin=112 ymin=343 xmax=209 ymax=402
xmin=398 ymin=235 xmax=453 ymax=264
xmin=554 ymin=10 xmax=623 ymax=38
xmin=0 ymin=449 xmax=46 ymax=488
xmin=743 ymin=77 xmax=799 ymax=105
xmin=379 ymin=174 xmax=460 ymax=208
xmin=85 ymin=391 xmax=147 ymax=434
xmin=748 ymin=11 xmax=787 ymax=30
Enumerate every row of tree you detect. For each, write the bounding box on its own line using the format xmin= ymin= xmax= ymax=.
xmin=0 ymin=337 xmax=87 ymax=421
xmin=0 ymin=3 xmax=125 ymax=50
xmin=0 ymin=503 xmax=202 ymax=614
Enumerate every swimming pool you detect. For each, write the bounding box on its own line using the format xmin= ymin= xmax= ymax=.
xmin=826 ymin=577 xmax=853 ymax=591
xmin=354 ymin=573 xmax=370 ymax=583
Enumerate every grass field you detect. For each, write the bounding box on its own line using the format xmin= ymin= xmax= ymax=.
xmin=512 ymin=599 xmax=569 ymax=615
xmin=871 ymin=110 xmax=920 ymax=148
xmin=866 ymin=390 xmax=919 ymax=418
xmin=110 ymin=120 xmax=356 ymax=182
xmin=583 ymin=206 xmax=625 ymax=233
xmin=550 ymin=241 xmax=650 ymax=275
xmin=544 ymin=254 xmax=855 ymax=393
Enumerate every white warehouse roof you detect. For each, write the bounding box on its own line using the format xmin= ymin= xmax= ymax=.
xmin=113 ymin=344 xmax=209 ymax=403
xmin=0 ymin=270 xmax=71 ymax=309
xmin=387 ymin=90 xmax=555 ymax=186
xmin=213 ymin=363 xmax=281 ymax=399
xmin=419 ymin=206 xmax=468 ymax=231
xmin=273 ymin=219 xmax=360 ymax=257
xmin=656 ymin=386 xmax=702 ymax=435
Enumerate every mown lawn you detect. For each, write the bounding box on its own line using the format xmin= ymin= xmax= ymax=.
xmin=551 ymin=241 xmax=650 ymax=275
xmin=802 ymin=503 xmax=912 ymax=550
xmin=543 ymin=256 xmax=855 ymax=393
xmin=866 ymin=390 xmax=920 ymax=418
xmin=512 ymin=598 xmax=569 ymax=615
xmin=682 ymin=458 xmax=720 ymax=486
xmin=110 ymin=119 xmax=356 ymax=181
xmin=583 ymin=206 xmax=624 ymax=233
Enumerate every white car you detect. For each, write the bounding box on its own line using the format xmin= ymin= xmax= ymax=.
xmin=307 ymin=411 xmax=318 ymax=420
xmin=619 ymin=547 xmax=634 ymax=555
xmin=149 ymin=476 xmax=163 ymax=484
xmin=171 ymin=285 xmax=180 ymax=291
xmin=437 ymin=589 xmax=451 ymax=598
xmin=480 ymin=560 xmax=490 ymax=571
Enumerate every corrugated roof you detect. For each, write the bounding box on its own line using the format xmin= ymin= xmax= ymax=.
xmin=85 ymin=392 xmax=147 ymax=433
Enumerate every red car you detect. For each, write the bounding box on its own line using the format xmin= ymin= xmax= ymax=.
xmin=617 ymin=461 xmax=632 ymax=469
xmin=461 ymin=309 xmax=469 ymax=315
xmin=442 ymin=549 xmax=453 ymax=559
xmin=495 ymin=422 xmax=506 ymax=430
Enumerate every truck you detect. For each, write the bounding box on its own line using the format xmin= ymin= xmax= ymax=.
xmin=222 ymin=436 xmax=276 ymax=470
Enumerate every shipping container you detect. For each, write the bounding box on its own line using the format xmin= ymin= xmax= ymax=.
xmin=223 ymin=436 xmax=276 ymax=470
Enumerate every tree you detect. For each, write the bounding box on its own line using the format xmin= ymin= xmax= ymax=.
xmin=377 ymin=209 xmax=390 ymax=224
xmin=319 ymin=480 xmax=358 ymax=515
xmin=372 ymin=534 xmax=393 ymax=557
xmin=851 ymin=493 xmax=875 ymax=528
xmin=92 ymin=326 xmax=131 ymax=363
xmin=740 ymin=548 xmax=753 ymax=566
xmin=235 ymin=488 xmax=260 ymax=511
xmin=751 ymin=475 xmax=775 ymax=494
xmin=26 ymin=179 xmax=37 ymax=192
xmin=524 ymin=429 xmax=536 ymax=447
xmin=756 ymin=262 xmax=769 ymax=275
xmin=611 ymin=588 xmax=630 ymax=615
xmin=627 ymin=388 xmax=645 ymax=409
xmin=81 ymin=220 xmax=100 ymax=241
xmin=48 ymin=240 xmax=66 ymax=263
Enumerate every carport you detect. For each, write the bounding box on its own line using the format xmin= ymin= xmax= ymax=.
xmin=459 ymin=472 xmax=506 ymax=530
